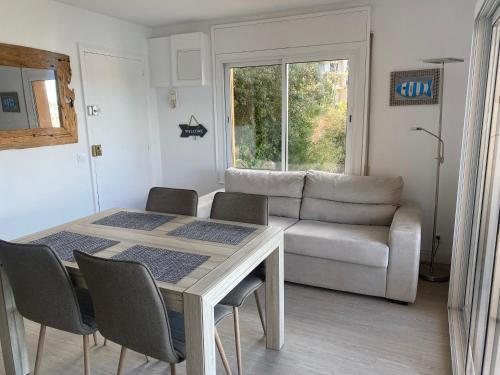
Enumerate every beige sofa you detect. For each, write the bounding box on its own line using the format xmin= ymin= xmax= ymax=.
xmin=199 ymin=168 xmax=422 ymax=303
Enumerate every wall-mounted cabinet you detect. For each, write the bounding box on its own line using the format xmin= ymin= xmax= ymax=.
xmin=148 ymin=32 xmax=210 ymax=88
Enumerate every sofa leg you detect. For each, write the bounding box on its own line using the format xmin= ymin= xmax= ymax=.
xmin=387 ymin=299 xmax=409 ymax=305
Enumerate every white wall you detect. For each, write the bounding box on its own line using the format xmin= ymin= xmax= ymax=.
xmin=0 ymin=0 xmax=153 ymax=240
xmin=152 ymin=0 xmax=475 ymax=263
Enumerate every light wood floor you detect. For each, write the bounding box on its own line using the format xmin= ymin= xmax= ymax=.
xmin=0 ymin=281 xmax=451 ymax=375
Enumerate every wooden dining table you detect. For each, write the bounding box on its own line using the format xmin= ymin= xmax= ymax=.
xmin=0 ymin=208 xmax=284 ymax=375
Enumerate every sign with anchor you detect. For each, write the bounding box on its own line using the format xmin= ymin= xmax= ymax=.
xmin=179 ymin=115 xmax=207 ymax=139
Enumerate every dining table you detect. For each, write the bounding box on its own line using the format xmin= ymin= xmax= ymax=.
xmin=0 ymin=208 xmax=284 ymax=375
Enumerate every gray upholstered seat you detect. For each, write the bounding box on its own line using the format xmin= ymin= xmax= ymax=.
xmin=210 ymin=191 xmax=269 ymax=375
xmin=167 ymin=305 xmax=233 ymax=357
xmin=74 ymin=251 xmax=233 ymax=375
xmin=285 ymin=220 xmax=390 ymax=267
xmin=219 ymin=274 xmax=264 ymax=307
xmin=146 ymin=187 xmax=198 ymax=216
xmin=0 ymin=240 xmax=98 ymax=375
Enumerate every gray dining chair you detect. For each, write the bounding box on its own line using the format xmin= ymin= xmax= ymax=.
xmin=0 ymin=240 xmax=98 ymax=375
xmin=74 ymin=250 xmax=234 ymax=375
xmin=101 ymin=187 xmax=199 ymax=350
xmin=210 ymin=191 xmax=269 ymax=375
xmin=146 ymin=187 xmax=198 ymax=216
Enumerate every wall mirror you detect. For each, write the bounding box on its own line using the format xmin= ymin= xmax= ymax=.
xmin=0 ymin=43 xmax=77 ymax=150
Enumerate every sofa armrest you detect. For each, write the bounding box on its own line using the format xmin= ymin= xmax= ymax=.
xmin=386 ymin=203 xmax=422 ymax=303
xmin=197 ymin=188 xmax=225 ymax=218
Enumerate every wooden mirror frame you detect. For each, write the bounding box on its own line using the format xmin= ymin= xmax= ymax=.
xmin=0 ymin=43 xmax=77 ymax=150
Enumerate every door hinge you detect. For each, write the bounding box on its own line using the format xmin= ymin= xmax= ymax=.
xmin=349 ymin=115 xmax=352 ymax=123
xmin=91 ymin=144 xmax=103 ymax=157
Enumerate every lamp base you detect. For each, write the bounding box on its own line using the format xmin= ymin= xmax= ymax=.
xmin=419 ymin=261 xmax=450 ymax=282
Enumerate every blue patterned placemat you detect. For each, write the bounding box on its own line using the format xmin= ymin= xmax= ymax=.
xmin=112 ymin=245 xmax=209 ymax=284
xmin=92 ymin=211 xmax=175 ymax=231
xmin=30 ymin=231 xmax=119 ymax=262
xmin=167 ymin=220 xmax=257 ymax=246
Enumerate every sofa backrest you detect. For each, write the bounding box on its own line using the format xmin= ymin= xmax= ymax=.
xmin=300 ymin=170 xmax=404 ymax=226
xmin=224 ymin=168 xmax=306 ymax=219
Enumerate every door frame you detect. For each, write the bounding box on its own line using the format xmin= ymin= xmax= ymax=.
xmin=78 ymin=43 xmax=151 ymax=212
xmin=448 ymin=1 xmax=500 ymax=374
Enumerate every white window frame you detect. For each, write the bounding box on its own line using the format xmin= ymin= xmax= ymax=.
xmin=214 ymin=42 xmax=367 ymax=181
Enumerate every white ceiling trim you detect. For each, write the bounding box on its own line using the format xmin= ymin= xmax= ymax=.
xmin=54 ymin=0 xmax=350 ymax=27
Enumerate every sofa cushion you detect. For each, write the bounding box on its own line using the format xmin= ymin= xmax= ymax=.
xmin=303 ymin=170 xmax=403 ymax=204
xmin=269 ymin=216 xmax=298 ymax=231
xmin=225 ymin=168 xmax=306 ymax=218
xmin=285 ymin=220 xmax=389 ymax=268
xmin=301 ymin=171 xmax=403 ymax=225
xmin=301 ymin=198 xmax=397 ymax=226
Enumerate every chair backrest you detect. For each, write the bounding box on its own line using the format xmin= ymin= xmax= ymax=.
xmin=0 ymin=240 xmax=89 ymax=334
xmin=146 ymin=187 xmax=198 ymax=216
xmin=74 ymin=251 xmax=181 ymax=363
xmin=210 ymin=192 xmax=269 ymax=225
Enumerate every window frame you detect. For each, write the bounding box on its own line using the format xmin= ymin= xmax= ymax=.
xmin=214 ymin=42 xmax=368 ymax=181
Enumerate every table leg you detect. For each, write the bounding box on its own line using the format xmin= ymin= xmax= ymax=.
xmin=184 ymin=293 xmax=216 ymax=375
xmin=0 ymin=267 xmax=29 ymax=375
xmin=265 ymin=238 xmax=284 ymax=350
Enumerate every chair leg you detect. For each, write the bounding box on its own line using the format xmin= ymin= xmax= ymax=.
xmin=170 ymin=363 xmax=176 ymax=375
xmin=103 ymin=338 xmax=108 ymax=346
xmin=34 ymin=325 xmax=46 ymax=375
xmin=93 ymin=332 xmax=98 ymax=346
xmin=215 ymin=328 xmax=232 ymax=375
xmin=145 ymin=355 xmax=150 ymax=362
xmin=83 ymin=335 xmax=90 ymax=375
xmin=254 ymin=290 xmax=266 ymax=336
xmin=117 ymin=346 xmax=127 ymax=375
xmin=233 ymin=307 xmax=243 ymax=375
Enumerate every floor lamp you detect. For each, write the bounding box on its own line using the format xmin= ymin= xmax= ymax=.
xmin=411 ymin=57 xmax=464 ymax=282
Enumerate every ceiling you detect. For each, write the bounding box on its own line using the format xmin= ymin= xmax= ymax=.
xmin=56 ymin=0 xmax=348 ymax=27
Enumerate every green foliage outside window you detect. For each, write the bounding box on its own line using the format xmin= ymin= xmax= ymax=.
xmin=232 ymin=60 xmax=348 ymax=172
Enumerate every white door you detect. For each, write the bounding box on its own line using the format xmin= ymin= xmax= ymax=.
xmin=83 ymin=51 xmax=152 ymax=211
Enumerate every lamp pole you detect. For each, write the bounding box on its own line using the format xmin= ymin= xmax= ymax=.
xmin=414 ymin=57 xmax=464 ymax=282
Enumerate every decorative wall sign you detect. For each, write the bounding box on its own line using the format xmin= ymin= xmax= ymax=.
xmin=179 ymin=115 xmax=207 ymax=138
xmin=1 ymin=92 xmax=20 ymax=112
xmin=390 ymin=69 xmax=440 ymax=106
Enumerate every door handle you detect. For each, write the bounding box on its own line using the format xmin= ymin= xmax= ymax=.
xmin=91 ymin=144 xmax=103 ymax=157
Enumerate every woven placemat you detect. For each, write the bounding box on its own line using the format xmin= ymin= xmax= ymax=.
xmin=30 ymin=231 xmax=119 ymax=262
xmin=92 ymin=211 xmax=175 ymax=231
xmin=112 ymin=245 xmax=209 ymax=284
xmin=168 ymin=220 xmax=257 ymax=246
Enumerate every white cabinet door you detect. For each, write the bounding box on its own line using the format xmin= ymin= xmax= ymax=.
xmin=83 ymin=51 xmax=152 ymax=211
xmin=170 ymin=32 xmax=209 ymax=87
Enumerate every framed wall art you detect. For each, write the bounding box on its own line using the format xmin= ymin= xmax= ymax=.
xmin=390 ymin=68 xmax=440 ymax=106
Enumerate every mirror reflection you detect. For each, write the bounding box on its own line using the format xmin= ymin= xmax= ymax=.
xmin=0 ymin=66 xmax=60 ymax=131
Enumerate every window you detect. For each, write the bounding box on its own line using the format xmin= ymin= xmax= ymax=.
xmin=226 ymin=59 xmax=350 ymax=172
xmin=230 ymin=64 xmax=282 ymax=170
